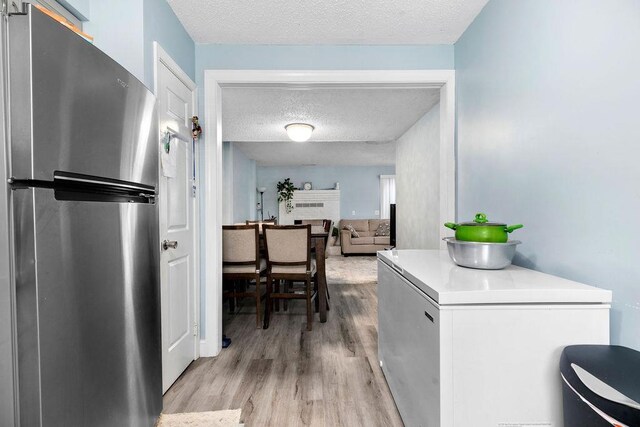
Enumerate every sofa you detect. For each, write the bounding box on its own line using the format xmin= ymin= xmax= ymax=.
xmin=340 ymin=219 xmax=390 ymax=255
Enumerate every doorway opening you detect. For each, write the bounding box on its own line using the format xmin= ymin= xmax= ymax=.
xmin=200 ymin=70 xmax=455 ymax=357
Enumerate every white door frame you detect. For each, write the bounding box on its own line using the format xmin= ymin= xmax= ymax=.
xmin=201 ymin=69 xmax=455 ymax=357
xmin=154 ymin=42 xmax=200 ymax=359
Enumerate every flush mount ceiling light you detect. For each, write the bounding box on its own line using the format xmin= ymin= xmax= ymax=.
xmin=285 ymin=123 xmax=314 ymax=142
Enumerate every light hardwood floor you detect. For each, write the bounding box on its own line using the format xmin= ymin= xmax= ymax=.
xmin=163 ymin=257 xmax=403 ymax=426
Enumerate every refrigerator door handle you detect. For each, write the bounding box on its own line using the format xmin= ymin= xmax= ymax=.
xmin=54 ymin=171 xmax=154 ymax=193
xmin=9 ymin=171 xmax=156 ymax=204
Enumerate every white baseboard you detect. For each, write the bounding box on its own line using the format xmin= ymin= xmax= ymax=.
xmin=199 ymin=339 xmax=219 ymax=357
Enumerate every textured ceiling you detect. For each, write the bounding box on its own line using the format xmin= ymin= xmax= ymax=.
xmin=222 ymin=87 xmax=440 ymax=166
xmin=234 ymin=141 xmax=397 ymax=167
xmin=222 ymin=87 xmax=440 ymax=142
xmin=167 ymin=0 xmax=488 ymax=44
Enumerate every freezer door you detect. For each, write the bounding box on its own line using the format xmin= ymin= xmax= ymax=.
xmin=378 ymin=260 xmax=441 ymax=426
xmin=9 ymin=5 xmax=157 ymax=186
xmin=14 ymin=187 xmax=161 ymax=427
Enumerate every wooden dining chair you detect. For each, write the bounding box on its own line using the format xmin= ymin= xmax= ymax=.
xmin=222 ymin=224 xmax=267 ymax=328
xmin=263 ymin=224 xmax=318 ymax=331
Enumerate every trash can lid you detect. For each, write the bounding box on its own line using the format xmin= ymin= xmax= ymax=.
xmin=561 ymin=345 xmax=640 ymax=424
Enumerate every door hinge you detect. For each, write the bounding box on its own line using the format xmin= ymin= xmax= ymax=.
xmin=193 ymin=322 xmax=199 ymax=337
xmin=192 ymin=183 xmax=197 ymax=198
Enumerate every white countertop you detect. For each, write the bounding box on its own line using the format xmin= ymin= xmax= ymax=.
xmin=377 ymin=250 xmax=612 ymax=306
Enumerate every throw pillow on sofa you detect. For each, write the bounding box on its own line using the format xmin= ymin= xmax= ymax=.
xmin=375 ymin=222 xmax=390 ymax=236
xmin=343 ymin=224 xmax=360 ymax=238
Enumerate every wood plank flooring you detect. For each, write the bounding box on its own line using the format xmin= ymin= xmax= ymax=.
xmin=163 ymin=257 xmax=403 ymax=426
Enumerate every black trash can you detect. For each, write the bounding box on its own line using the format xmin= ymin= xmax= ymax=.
xmin=560 ymin=345 xmax=640 ymax=427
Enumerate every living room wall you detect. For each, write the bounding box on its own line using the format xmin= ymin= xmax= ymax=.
xmin=257 ymin=165 xmax=395 ymax=222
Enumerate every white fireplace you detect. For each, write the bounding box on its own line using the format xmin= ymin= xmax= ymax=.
xmin=278 ymin=190 xmax=341 ymax=225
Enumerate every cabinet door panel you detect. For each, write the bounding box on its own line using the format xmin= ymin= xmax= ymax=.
xmin=378 ymin=260 xmax=440 ymax=426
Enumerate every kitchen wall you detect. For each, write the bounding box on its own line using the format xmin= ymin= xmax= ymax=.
xmin=58 ymin=0 xmax=89 ymax=20
xmin=196 ymin=44 xmax=453 ymax=71
xmin=83 ymin=0 xmax=145 ymax=83
xmin=395 ymin=104 xmax=440 ymax=250
xmin=74 ymin=0 xmax=195 ymax=89
xmin=195 ymin=44 xmax=454 ymax=116
xmin=455 ymin=0 xmax=640 ymax=350
xmin=257 ymin=165 xmax=395 ymax=222
xmin=142 ymin=0 xmax=195 ymax=90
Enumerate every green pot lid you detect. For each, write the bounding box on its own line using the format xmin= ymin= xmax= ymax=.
xmin=459 ymin=221 xmax=506 ymax=227
xmin=459 ymin=213 xmax=506 ymax=227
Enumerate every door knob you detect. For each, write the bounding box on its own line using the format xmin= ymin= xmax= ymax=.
xmin=162 ymin=240 xmax=178 ymax=250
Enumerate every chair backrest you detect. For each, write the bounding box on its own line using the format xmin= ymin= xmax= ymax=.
xmin=222 ymin=224 xmax=260 ymax=270
xmin=246 ymin=219 xmax=277 ymax=233
xmin=262 ymin=225 xmax=311 ymax=272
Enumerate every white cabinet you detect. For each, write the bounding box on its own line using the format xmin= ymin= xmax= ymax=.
xmin=377 ymin=251 xmax=612 ymax=427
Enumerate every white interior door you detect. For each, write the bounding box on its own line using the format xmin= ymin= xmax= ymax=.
xmin=155 ymin=44 xmax=198 ymax=393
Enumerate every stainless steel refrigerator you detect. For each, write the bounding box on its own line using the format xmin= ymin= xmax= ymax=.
xmin=4 ymin=5 xmax=161 ymax=426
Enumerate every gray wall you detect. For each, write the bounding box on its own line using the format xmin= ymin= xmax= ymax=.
xmin=395 ymin=104 xmax=440 ymax=249
xmin=455 ymin=0 xmax=640 ymax=350
xmin=257 ymin=165 xmax=396 ymax=221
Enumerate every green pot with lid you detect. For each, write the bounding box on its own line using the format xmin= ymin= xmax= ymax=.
xmin=444 ymin=213 xmax=523 ymax=243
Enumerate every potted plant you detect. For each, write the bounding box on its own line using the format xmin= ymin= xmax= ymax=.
xmin=277 ymin=178 xmax=296 ymax=213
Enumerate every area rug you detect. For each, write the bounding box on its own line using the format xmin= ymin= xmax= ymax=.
xmin=157 ymin=409 xmax=242 ymax=427
xmin=325 ymin=255 xmax=377 ymax=285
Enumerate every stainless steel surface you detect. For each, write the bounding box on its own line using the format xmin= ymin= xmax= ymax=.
xmin=0 ymin=7 xmax=17 ymax=424
xmin=9 ymin=5 xmax=157 ymax=185
xmin=8 ymin=5 xmax=161 ymax=426
xmin=378 ymin=260 xmax=440 ymax=426
xmin=443 ymin=237 xmax=521 ymax=270
xmin=162 ymin=239 xmax=178 ymax=250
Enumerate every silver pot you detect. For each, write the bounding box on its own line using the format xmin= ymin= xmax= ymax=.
xmin=443 ymin=237 xmax=521 ymax=270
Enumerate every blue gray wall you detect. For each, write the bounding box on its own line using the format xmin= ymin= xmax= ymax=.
xmin=231 ymin=146 xmax=257 ymax=224
xmin=257 ymin=165 xmax=395 ymax=221
xmin=455 ymin=0 xmax=640 ymax=350
xmin=74 ymin=0 xmax=195 ymax=89
xmin=143 ymin=0 xmax=195 ymax=89
xmin=83 ymin=0 xmax=145 ymax=83
xmin=58 ymin=0 xmax=90 ymax=20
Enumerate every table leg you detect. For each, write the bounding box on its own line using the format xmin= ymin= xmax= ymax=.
xmin=315 ymin=238 xmax=327 ymax=323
